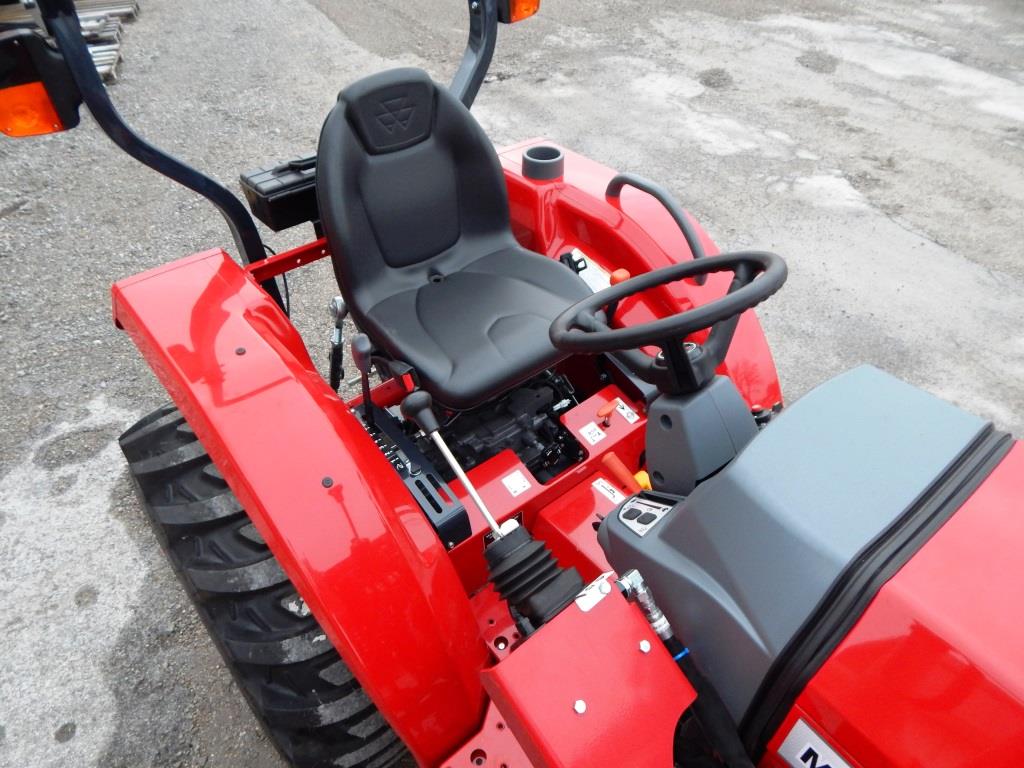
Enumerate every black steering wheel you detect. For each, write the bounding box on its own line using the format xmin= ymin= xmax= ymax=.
xmin=549 ymin=251 xmax=787 ymax=394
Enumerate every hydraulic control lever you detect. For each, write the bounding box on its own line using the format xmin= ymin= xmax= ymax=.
xmin=401 ymin=390 xmax=504 ymax=538
xmin=401 ymin=389 xmax=585 ymax=636
xmin=351 ymin=333 xmax=375 ymax=428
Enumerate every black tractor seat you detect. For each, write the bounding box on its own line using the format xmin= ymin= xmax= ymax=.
xmin=316 ymin=67 xmax=590 ymax=410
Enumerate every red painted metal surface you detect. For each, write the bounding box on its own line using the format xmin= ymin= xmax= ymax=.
xmin=245 ymin=237 xmax=329 ymax=282
xmin=763 ymin=442 xmax=1024 ymax=768
xmin=483 ymin=582 xmax=696 ymax=767
xmin=442 ymin=702 xmax=534 ymax=768
xmin=499 ymin=139 xmax=782 ymax=412
xmin=112 ymin=250 xmax=489 ymax=767
xmin=444 ymin=384 xmax=646 ymax=591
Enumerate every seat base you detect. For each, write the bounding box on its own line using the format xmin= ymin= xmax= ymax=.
xmin=364 ymin=245 xmax=592 ymax=410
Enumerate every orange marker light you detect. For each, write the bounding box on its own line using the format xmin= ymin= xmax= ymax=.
xmin=505 ymin=0 xmax=540 ymax=23
xmin=0 ymin=81 xmax=64 ymax=138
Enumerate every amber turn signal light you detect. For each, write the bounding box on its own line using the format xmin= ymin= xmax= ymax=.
xmin=498 ymin=0 xmax=540 ymax=24
xmin=0 ymin=81 xmax=64 ymax=138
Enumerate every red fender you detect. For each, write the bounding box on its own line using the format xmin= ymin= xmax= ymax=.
xmin=113 ymin=251 xmax=489 ymax=766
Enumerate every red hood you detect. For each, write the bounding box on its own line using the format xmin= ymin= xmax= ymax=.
xmin=766 ymin=441 xmax=1024 ymax=768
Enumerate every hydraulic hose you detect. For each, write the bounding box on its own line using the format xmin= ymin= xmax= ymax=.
xmin=665 ymin=637 xmax=755 ymax=768
xmin=617 ymin=570 xmax=754 ymax=768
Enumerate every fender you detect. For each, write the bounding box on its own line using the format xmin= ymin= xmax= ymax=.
xmin=501 ymin=140 xmax=782 ymax=412
xmin=112 ymin=250 xmax=489 ymax=766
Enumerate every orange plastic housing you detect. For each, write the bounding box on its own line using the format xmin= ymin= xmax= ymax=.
xmin=505 ymin=0 xmax=540 ymax=23
xmin=0 ymin=81 xmax=63 ymax=137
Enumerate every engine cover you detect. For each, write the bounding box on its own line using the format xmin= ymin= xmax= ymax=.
xmin=599 ymin=365 xmax=1008 ymax=736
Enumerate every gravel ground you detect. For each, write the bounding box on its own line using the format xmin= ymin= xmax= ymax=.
xmin=0 ymin=0 xmax=1021 ymax=766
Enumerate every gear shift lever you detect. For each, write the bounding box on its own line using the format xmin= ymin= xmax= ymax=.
xmin=401 ymin=390 xmax=506 ymax=538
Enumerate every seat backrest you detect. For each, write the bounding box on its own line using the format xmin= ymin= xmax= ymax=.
xmin=316 ymin=67 xmax=514 ymax=318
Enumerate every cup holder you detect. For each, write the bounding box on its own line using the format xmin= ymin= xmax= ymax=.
xmin=522 ymin=145 xmax=564 ymax=181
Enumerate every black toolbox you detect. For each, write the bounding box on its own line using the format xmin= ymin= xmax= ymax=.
xmin=239 ymin=155 xmax=319 ymax=232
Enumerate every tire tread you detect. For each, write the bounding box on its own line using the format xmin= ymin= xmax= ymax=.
xmin=120 ymin=405 xmax=408 ymax=768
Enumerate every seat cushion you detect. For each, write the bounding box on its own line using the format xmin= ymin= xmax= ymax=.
xmin=363 ymin=247 xmax=592 ymax=410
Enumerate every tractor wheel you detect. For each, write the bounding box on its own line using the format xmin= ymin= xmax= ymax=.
xmin=119 ymin=404 xmax=409 ymax=768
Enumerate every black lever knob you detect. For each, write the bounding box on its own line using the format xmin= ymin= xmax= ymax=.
xmin=351 ymin=333 xmax=375 ymax=426
xmin=351 ymin=333 xmax=373 ymax=375
xmin=400 ymin=390 xmax=440 ymax=435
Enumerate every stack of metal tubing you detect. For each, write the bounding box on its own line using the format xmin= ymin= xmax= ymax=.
xmin=0 ymin=0 xmax=140 ymax=81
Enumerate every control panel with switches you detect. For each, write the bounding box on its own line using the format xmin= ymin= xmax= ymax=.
xmin=616 ymin=492 xmax=680 ymax=537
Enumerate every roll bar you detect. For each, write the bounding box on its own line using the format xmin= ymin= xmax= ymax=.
xmin=32 ymin=0 xmax=282 ymax=306
xmin=451 ymin=0 xmax=499 ymax=108
xmin=28 ymin=0 xmax=510 ymax=308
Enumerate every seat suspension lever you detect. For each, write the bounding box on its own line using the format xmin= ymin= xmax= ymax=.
xmin=400 ymin=390 xmax=506 ymax=538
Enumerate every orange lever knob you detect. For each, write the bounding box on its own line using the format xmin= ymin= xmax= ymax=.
xmin=610 ymin=268 xmax=631 ymax=286
xmin=597 ymin=401 xmax=617 ymax=426
xmin=601 ymin=452 xmax=642 ymax=494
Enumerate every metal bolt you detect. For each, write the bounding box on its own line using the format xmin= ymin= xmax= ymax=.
xmin=322 ymin=476 xmax=334 ymax=488
xmin=598 ymin=580 xmax=612 ymax=595
xmin=639 ymin=640 xmax=651 ymax=654
xmin=573 ymin=699 xmax=587 ymax=715
xmin=235 ymin=347 xmax=246 ymax=355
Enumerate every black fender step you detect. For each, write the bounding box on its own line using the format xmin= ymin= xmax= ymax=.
xmin=120 ymin=404 xmax=408 ymax=768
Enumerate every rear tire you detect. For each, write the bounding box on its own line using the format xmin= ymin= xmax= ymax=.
xmin=120 ymin=404 xmax=409 ymax=768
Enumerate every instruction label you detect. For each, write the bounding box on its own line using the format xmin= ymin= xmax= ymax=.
xmin=778 ymin=720 xmax=853 ymax=768
xmin=615 ymin=398 xmax=640 ymax=424
xmin=579 ymin=421 xmax=607 ymax=446
xmin=592 ymin=478 xmax=626 ymax=505
xmin=501 ymin=469 xmax=531 ymax=497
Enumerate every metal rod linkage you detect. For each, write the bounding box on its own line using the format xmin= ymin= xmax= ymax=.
xmin=429 ymin=432 xmax=502 ymax=536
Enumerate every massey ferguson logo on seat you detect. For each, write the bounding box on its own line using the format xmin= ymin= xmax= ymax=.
xmin=778 ymin=720 xmax=854 ymax=768
xmin=375 ymin=96 xmax=415 ymax=134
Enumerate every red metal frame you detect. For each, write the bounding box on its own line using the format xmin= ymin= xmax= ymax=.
xmin=247 ymin=237 xmax=330 ymax=282
xmin=482 ymin=583 xmax=695 ymax=767
xmin=499 ymin=140 xmax=782 ymax=411
xmin=761 ymin=442 xmax=1024 ymax=768
xmin=113 ymin=141 xmax=783 ymax=766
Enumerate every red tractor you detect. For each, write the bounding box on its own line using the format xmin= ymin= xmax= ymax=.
xmin=4 ymin=2 xmax=1022 ymax=767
